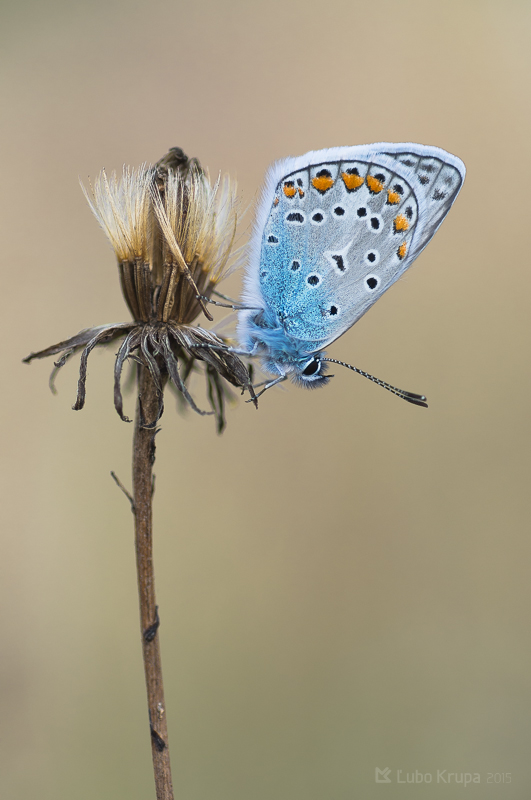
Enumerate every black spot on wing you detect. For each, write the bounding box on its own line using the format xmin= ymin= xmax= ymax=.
xmin=332 ymin=255 xmax=346 ymax=272
xmin=286 ymin=212 xmax=305 ymax=223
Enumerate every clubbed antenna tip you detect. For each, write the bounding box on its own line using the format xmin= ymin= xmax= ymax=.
xmin=321 ymin=358 xmax=428 ymax=408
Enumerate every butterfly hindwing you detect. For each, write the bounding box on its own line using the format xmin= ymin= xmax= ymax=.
xmin=253 ymin=143 xmax=464 ymax=349
xmin=383 ymin=145 xmax=465 ymax=262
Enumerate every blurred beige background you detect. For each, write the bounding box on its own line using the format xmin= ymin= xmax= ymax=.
xmin=2 ymin=0 xmax=531 ymax=798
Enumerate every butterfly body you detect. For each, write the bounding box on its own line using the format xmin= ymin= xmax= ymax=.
xmin=238 ymin=143 xmax=465 ymax=390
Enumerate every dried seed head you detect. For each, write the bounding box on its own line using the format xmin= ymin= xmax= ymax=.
xmin=25 ymin=148 xmax=256 ymax=432
xmin=81 ymin=152 xmax=242 ymax=326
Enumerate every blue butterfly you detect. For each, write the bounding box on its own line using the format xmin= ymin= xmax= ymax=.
xmin=235 ymin=143 xmax=465 ymax=406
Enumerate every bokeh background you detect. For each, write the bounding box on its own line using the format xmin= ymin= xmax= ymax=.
xmin=2 ymin=0 xmax=531 ymax=798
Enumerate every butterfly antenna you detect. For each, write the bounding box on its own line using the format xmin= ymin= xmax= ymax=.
xmin=321 ymin=358 xmax=428 ymax=408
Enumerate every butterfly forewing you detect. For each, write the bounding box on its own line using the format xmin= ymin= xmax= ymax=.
xmin=256 ymin=144 xmax=464 ymax=349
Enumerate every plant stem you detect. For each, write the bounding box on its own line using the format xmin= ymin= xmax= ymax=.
xmin=132 ymin=365 xmax=174 ymax=800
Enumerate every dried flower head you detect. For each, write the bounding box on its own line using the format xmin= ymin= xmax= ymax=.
xmin=24 ymin=148 xmax=256 ymax=432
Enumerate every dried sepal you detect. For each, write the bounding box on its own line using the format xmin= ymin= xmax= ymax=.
xmin=114 ymin=330 xmax=142 ymax=421
xmin=205 ymin=365 xmax=230 ymax=434
xmin=159 ymin=333 xmax=212 ymax=417
xmin=23 ymin=323 xmax=134 ymax=364
xmin=24 ymin=319 xmax=255 ymax=429
xmin=167 ymin=325 xmax=254 ymax=393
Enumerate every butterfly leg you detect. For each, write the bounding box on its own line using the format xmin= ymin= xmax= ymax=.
xmin=249 ymin=372 xmax=287 ymax=400
xmin=212 ymin=290 xmax=239 ymax=303
xmin=187 ymin=342 xmax=256 ymax=357
xmin=195 ymin=294 xmax=262 ymax=311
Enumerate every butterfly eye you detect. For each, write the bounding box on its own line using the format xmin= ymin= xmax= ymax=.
xmin=302 ymin=358 xmax=320 ymax=377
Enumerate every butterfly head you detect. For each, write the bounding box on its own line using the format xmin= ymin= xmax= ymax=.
xmin=291 ymin=354 xmax=331 ymax=389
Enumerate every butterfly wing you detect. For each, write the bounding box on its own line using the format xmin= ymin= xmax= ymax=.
xmin=243 ymin=143 xmax=465 ymax=351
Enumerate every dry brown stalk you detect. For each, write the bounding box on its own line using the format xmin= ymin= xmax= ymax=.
xmin=133 ymin=365 xmax=173 ymax=800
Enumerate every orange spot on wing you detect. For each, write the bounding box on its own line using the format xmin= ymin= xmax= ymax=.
xmin=397 ymin=242 xmax=407 ymax=260
xmin=311 ymin=175 xmax=334 ymax=193
xmin=298 ymin=188 xmax=305 ymax=197
xmin=394 ymin=215 xmax=409 ymax=233
xmin=283 ymin=183 xmax=296 ymax=198
xmin=341 ymin=172 xmax=364 ymax=191
xmin=387 ymin=190 xmax=400 ymax=204
xmin=273 ymin=197 xmax=279 ymax=206
xmin=366 ymin=175 xmax=384 ymax=193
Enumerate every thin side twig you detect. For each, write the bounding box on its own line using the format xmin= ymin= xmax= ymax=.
xmin=110 ymin=471 xmax=135 ymax=512
xmin=133 ymin=364 xmax=174 ymax=800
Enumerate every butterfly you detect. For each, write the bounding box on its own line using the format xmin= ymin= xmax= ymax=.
xmin=234 ymin=143 xmax=465 ymax=406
